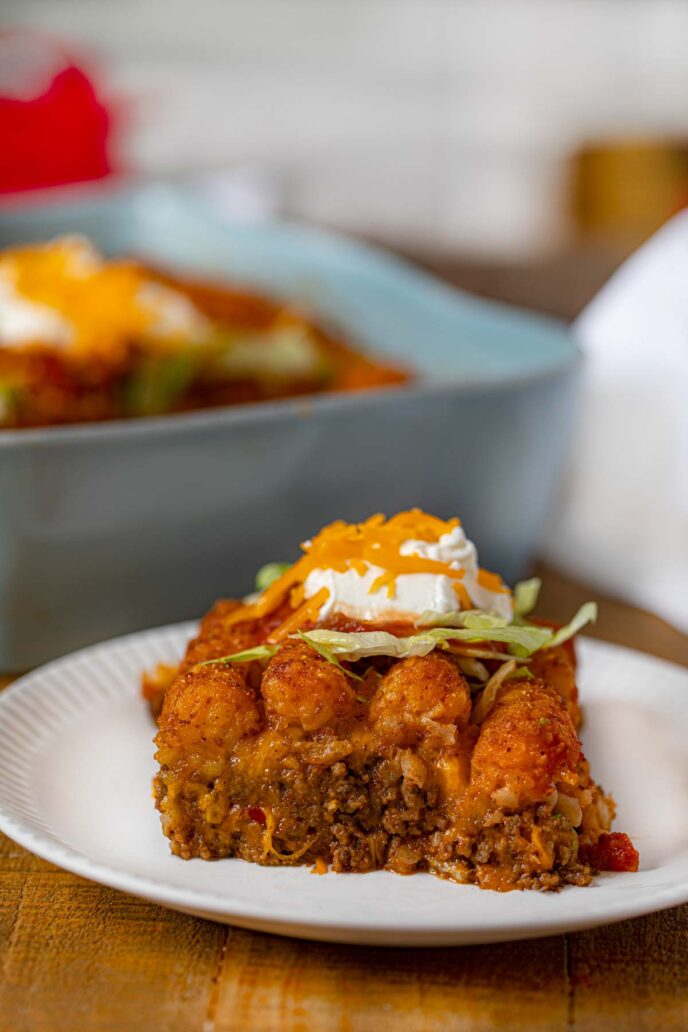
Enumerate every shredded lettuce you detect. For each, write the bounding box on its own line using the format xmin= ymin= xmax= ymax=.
xmin=217 ymin=327 xmax=331 ymax=384
xmin=427 ymin=624 xmax=552 ymax=658
xmin=197 ymin=589 xmax=596 ymax=671
xmin=418 ymin=609 xmax=513 ymax=631
xmin=255 ymin=562 xmax=291 ymax=592
xmin=297 ymin=630 xmax=363 ymax=681
xmin=0 ymin=383 xmax=20 ymax=425
xmin=296 ymin=626 xmax=536 ymax=662
xmin=198 ymin=644 xmax=279 ymax=666
xmin=417 ymin=609 xmax=465 ymax=628
xmin=462 ymin=612 xmax=508 ymax=630
xmin=513 ymin=578 xmax=541 ymax=619
xmin=123 ymin=352 xmax=198 ymax=416
xmin=293 ymin=602 xmax=597 ymax=664
xmin=548 ymin=601 xmax=597 ymax=648
xmin=504 ymin=665 xmax=533 ymax=681
xmin=300 ymin=628 xmax=440 ymax=661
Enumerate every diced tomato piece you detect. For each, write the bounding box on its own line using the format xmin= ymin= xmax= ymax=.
xmin=246 ymin=806 xmax=267 ymax=826
xmin=579 ymin=832 xmax=639 ymax=872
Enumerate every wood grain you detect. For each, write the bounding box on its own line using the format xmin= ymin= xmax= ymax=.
xmin=212 ymin=929 xmax=568 ymax=1032
xmin=568 ymin=906 xmax=688 ymax=1032
xmin=0 ymin=837 xmax=225 ymax=1032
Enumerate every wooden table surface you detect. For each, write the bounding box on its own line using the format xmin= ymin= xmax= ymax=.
xmin=1 ymin=252 xmax=687 ymax=1031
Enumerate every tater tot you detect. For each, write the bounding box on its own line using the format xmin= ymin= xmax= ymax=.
xmin=529 ymin=644 xmax=581 ymax=728
xmin=369 ymin=653 xmax=472 ymax=746
xmin=470 ymin=679 xmax=580 ymax=804
xmin=180 ymin=599 xmax=259 ymax=672
xmin=261 ymin=639 xmax=357 ymax=732
xmin=156 ymin=665 xmax=261 ymax=756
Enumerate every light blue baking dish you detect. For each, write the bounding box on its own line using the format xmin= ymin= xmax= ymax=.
xmin=0 ymin=183 xmax=580 ymax=668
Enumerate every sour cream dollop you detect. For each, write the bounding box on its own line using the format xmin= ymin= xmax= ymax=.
xmin=303 ymin=525 xmax=513 ymax=623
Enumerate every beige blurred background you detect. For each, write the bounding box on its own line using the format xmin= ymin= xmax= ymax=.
xmin=6 ymin=0 xmax=688 ymax=263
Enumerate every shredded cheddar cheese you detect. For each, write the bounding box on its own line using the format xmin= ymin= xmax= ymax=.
xmin=268 ymin=588 xmax=330 ymax=643
xmin=229 ymin=510 xmax=511 ymax=636
xmin=477 ymin=569 xmax=506 ymax=592
xmin=453 ymin=581 xmax=472 ymax=609
xmin=369 ymin=570 xmax=397 ymax=598
xmin=0 ymin=237 xmax=210 ymax=360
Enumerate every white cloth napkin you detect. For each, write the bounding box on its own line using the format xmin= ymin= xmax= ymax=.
xmin=541 ymin=210 xmax=688 ymax=633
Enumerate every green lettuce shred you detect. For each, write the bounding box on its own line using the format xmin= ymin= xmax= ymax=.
xmin=298 ymin=628 xmax=439 ymax=661
xmin=255 ymin=562 xmax=291 ymax=592
xmin=418 ymin=610 xmax=512 ymax=631
xmin=217 ymin=327 xmax=331 ymax=384
xmin=548 ymin=601 xmax=598 ymax=648
xmin=197 ymin=644 xmax=279 ymax=666
xmin=124 ymin=352 xmax=198 ymax=416
xmin=297 ymin=630 xmax=363 ymax=681
xmin=513 ymin=577 xmax=542 ymax=619
xmin=0 ymin=383 xmax=21 ymax=425
xmin=296 ymin=602 xmax=597 ymax=664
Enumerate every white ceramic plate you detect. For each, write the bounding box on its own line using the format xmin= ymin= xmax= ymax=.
xmin=1 ymin=624 xmax=687 ymax=947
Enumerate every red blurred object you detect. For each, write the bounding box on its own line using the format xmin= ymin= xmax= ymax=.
xmin=0 ymin=31 xmax=114 ymax=195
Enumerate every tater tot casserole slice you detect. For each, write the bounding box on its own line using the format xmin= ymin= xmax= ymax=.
xmin=148 ymin=511 xmax=638 ymax=890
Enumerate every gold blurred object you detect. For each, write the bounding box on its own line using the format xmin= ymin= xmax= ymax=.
xmin=571 ymin=138 xmax=688 ymax=249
